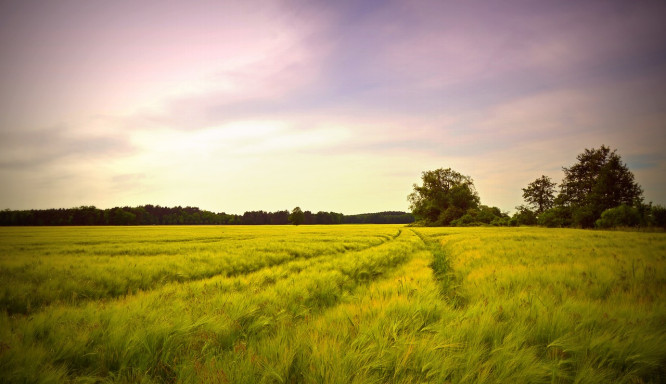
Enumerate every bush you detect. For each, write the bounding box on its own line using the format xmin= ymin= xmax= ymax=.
xmin=595 ymin=205 xmax=641 ymax=228
xmin=571 ymin=206 xmax=598 ymax=228
xmin=491 ymin=216 xmax=511 ymax=226
xmin=450 ymin=213 xmax=477 ymax=227
xmin=538 ymin=207 xmax=572 ymax=228
xmin=477 ymin=206 xmax=502 ymax=224
xmin=449 ymin=206 xmax=507 ymax=227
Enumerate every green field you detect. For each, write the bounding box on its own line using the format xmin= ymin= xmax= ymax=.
xmin=1 ymin=225 xmax=665 ymax=383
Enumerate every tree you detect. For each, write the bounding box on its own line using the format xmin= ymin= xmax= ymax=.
xmin=108 ymin=207 xmax=136 ymax=225
xmin=557 ymin=145 xmax=643 ymax=227
xmin=408 ymin=168 xmax=480 ymax=226
xmin=522 ymin=175 xmax=557 ymax=215
xmin=513 ymin=205 xmax=538 ymax=226
xmin=650 ymin=205 xmax=666 ymax=228
xmin=288 ymin=207 xmax=304 ymax=225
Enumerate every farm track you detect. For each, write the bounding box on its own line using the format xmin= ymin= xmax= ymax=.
xmin=203 ymin=233 xmax=444 ymax=382
xmin=410 ymin=229 xmax=467 ymax=308
xmin=1 ymin=229 xmax=403 ymax=315
xmin=2 ymin=228 xmax=408 ymax=318
xmin=0 ymin=228 xmax=423 ymax=383
xmin=127 ymin=228 xmax=423 ymax=381
xmin=111 ymin=228 xmax=408 ymax=308
xmin=116 ymin=229 xmax=405 ymax=302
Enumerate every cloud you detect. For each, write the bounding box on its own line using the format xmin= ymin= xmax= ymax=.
xmin=0 ymin=125 xmax=134 ymax=170
xmin=1 ymin=0 xmax=665 ymax=211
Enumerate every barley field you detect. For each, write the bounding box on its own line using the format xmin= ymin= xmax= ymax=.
xmin=1 ymin=225 xmax=665 ymax=383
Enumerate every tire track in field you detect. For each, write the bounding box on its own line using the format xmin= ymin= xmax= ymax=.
xmin=2 ymin=229 xmax=404 ymax=316
xmin=228 ymin=228 xmax=403 ymax=276
xmin=156 ymin=228 xmax=405 ymax=292
xmin=2 ymin=229 xmax=419 ymax=382
xmin=410 ymin=229 xmax=467 ymax=308
xmin=234 ymin=228 xmax=413 ymax=322
xmin=165 ymin=228 xmax=409 ymax=300
xmin=25 ymin=230 xmax=415 ymax=370
xmin=210 ymin=232 xmax=439 ymax=383
xmin=185 ymin=229 xmax=420 ymax=359
xmin=168 ymin=228 xmax=414 ymax=335
xmin=133 ymin=229 xmax=406 ymax=294
xmin=170 ymin=229 xmax=407 ymax=303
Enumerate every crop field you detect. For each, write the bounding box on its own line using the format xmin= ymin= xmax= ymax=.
xmin=1 ymin=226 xmax=665 ymax=383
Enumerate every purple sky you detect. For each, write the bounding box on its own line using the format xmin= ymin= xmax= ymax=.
xmin=1 ymin=0 xmax=665 ymax=214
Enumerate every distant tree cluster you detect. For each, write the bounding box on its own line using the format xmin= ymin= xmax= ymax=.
xmin=241 ymin=210 xmax=290 ymax=225
xmin=0 ymin=205 xmax=414 ymax=226
xmin=518 ymin=145 xmax=664 ymax=229
xmin=286 ymin=208 xmax=414 ymax=226
xmin=0 ymin=205 xmax=238 ymax=226
xmin=286 ymin=207 xmax=345 ymax=225
xmin=343 ymin=211 xmax=415 ymax=224
xmin=408 ymin=168 xmax=509 ymax=226
xmin=409 ymin=146 xmax=665 ymax=229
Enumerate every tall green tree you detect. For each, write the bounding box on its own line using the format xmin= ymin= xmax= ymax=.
xmin=408 ymin=168 xmax=479 ymax=226
xmin=522 ymin=175 xmax=557 ymax=215
xmin=288 ymin=207 xmax=305 ymax=225
xmin=557 ymin=145 xmax=643 ymax=227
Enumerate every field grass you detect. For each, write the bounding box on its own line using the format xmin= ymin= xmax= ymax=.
xmin=0 ymin=225 xmax=665 ymax=383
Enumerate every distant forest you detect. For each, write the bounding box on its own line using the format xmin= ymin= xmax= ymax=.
xmin=0 ymin=205 xmax=415 ymax=226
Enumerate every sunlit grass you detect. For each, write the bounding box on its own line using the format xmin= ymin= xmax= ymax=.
xmin=0 ymin=225 xmax=664 ymax=383
xmin=417 ymin=227 xmax=666 ymax=383
xmin=0 ymin=226 xmax=397 ymax=314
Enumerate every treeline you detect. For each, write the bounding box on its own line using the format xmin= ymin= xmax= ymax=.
xmin=0 ymin=206 xmax=235 ymax=226
xmin=343 ymin=211 xmax=415 ymax=224
xmin=0 ymin=205 xmax=415 ymax=226
xmin=409 ymin=145 xmax=666 ymax=229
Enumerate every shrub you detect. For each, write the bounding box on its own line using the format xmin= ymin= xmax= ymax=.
xmin=491 ymin=216 xmax=511 ymax=226
xmin=538 ymin=207 xmax=572 ymax=228
xmin=513 ymin=205 xmax=537 ymax=226
xmin=450 ymin=213 xmax=478 ymax=227
xmin=595 ymin=205 xmax=641 ymax=228
xmin=450 ymin=206 xmax=506 ymax=227
xmin=572 ymin=206 xmax=598 ymax=228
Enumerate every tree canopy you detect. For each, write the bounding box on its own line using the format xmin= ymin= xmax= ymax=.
xmin=522 ymin=175 xmax=557 ymax=215
xmin=522 ymin=145 xmax=653 ymax=228
xmin=558 ymin=146 xmax=642 ymax=208
xmin=288 ymin=207 xmax=304 ymax=225
xmin=555 ymin=145 xmax=643 ymax=227
xmin=410 ymin=146 xmax=659 ymax=229
xmin=408 ymin=168 xmax=480 ymax=226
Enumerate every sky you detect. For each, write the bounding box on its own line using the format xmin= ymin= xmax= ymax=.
xmin=1 ymin=0 xmax=665 ymax=215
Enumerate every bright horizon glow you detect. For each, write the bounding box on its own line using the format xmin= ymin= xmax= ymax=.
xmin=1 ymin=0 xmax=665 ymax=215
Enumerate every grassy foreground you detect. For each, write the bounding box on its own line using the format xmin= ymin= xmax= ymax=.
xmin=0 ymin=225 xmax=665 ymax=383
